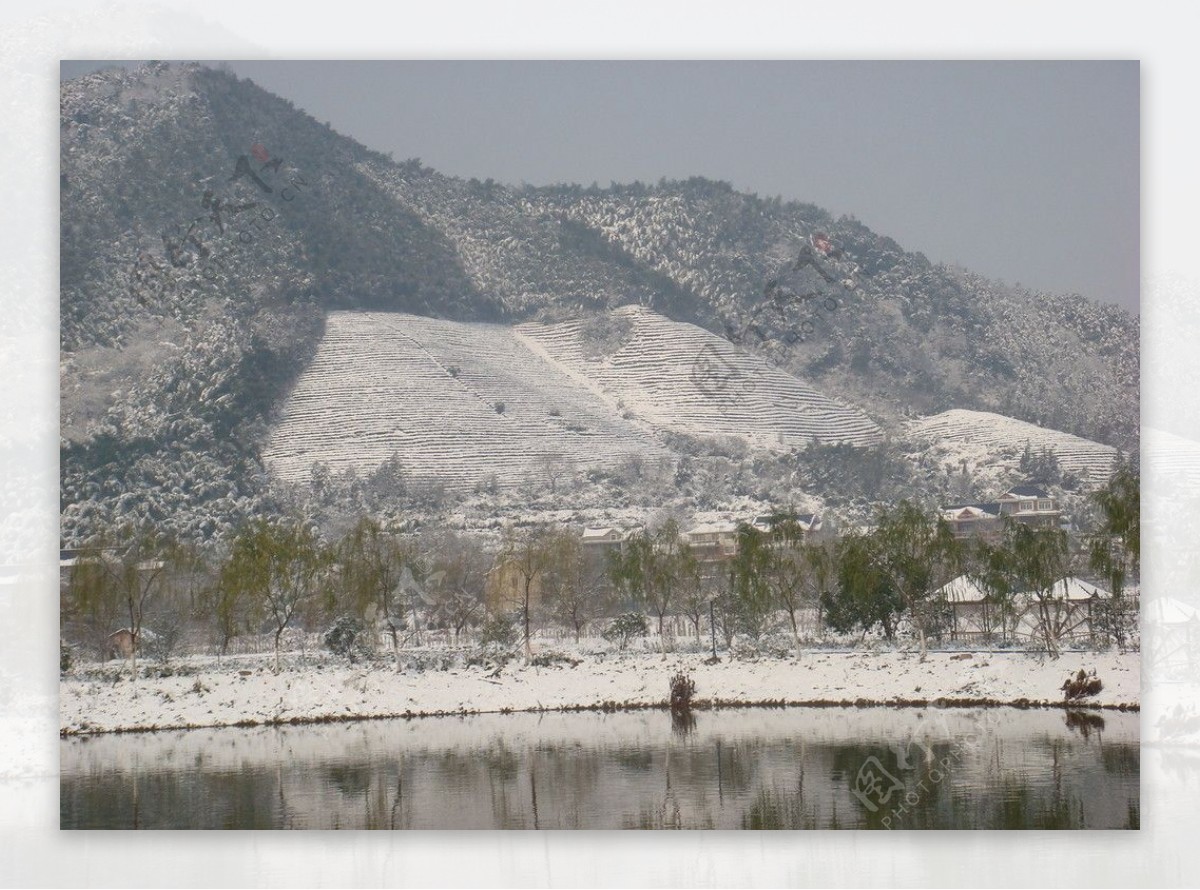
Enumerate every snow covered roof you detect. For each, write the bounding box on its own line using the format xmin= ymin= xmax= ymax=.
xmin=582 ymin=527 xmax=625 ymax=542
xmin=686 ymin=522 xmax=740 ymax=536
xmin=938 ymin=574 xmax=990 ymax=604
xmin=1003 ymin=484 xmax=1051 ymax=499
xmin=1145 ymin=597 xmax=1200 ymax=624
xmin=1044 ymin=577 xmax=1112 ymax=601
xmin=937 ymin=575 xmax=1111 ymax=603
xmin=943 ymin=503 xmax=1001 ymax=519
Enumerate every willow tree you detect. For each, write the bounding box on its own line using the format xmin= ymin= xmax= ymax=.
xmin=69 ymin=524 xmax=173 ymax=679
xmin=868 ymin=502 xmax=961 ymax=661
xmin=610 ymin=518 xmax=697 ymax=655
xmin=823 ymin=532 xmax=903 ymax=642
xmin=542 ymin=529 xmax=610 ymax=643
xmin=500 ymin=524 xmax=556 ymax=657
xmin=979 ymin=522 xmax=1074 ymax=657
xmin=1088 ymin=466 xmax=1140 ymax=648
xmin=336 ymin=516 xmax=419 ymax=672
xmin=221 ymin=517 xmax=327 ymax=672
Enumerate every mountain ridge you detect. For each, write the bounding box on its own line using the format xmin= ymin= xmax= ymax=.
xmin=59 ymin=61 xmax=1138 ymax=542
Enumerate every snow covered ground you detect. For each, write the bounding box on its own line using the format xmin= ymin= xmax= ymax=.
xmin=59 ymin=647 xmax=1139 ymax=735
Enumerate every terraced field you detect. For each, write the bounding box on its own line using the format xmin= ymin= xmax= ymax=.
xmin=265 ymin=307 xmax=884 ymax=491
xmin=907 ymin=409 xmax=1120 ymax=484
xmin=516 ymin=306 xmax=882 ymax=451
xmin=264 ymin=312 xmax=675 ymax=490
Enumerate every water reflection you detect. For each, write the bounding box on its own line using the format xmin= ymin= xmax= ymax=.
xmin=60 ymin=707 xmax=1138 ymax=830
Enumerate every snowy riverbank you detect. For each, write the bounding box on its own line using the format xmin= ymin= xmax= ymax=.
xmin=59 ymin=647 xmax=1140 ymax=735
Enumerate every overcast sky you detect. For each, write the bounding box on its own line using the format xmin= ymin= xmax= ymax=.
xmin=63 ymin=60 xmax=1139 ymax=312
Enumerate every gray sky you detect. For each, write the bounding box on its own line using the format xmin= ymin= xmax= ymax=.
xmin=63 ymin=60 xmax=1139 ymax=311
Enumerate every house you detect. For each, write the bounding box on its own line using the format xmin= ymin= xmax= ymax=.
xmin=685 ymin=522 xmax=740 ymax=564
xmin=483 ymin=556 xmax=546 ymax=613
xmin=581 ymin=526 xmax=632 ymax=561
xmin=105 ymin=627 xmax=158 ymax=660
xmin=941 ymin=483 xmax=1062 ymax=541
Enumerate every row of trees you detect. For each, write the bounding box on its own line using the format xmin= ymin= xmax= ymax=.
xmin=62 ymin=516 xmax=491 ymax=675
xmin=62 ymin=469 xmax=1140 ymax=672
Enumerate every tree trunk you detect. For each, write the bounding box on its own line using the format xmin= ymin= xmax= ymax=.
xmin=127 ymin=598 xmax=138 ymax=682
xmin=788 ymin=610 xmax=801 ymax=660
xmin=523 ymin=586 xmax=533 ymax=658
xmin=274 ymin=626 xmax=283 ymax=673
xmin=390 ymin=624 xmax=401 ymax=674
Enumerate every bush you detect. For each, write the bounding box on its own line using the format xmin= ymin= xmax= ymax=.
xmin=669 ymin=672 xmax=696 ymax=711
xmin=323 ymin=616 xmax=367 ymax=663
xmin=602 ymin=612 xmax=649 ymax=651
xmin=731 ymin=633 xmax=794 ymax=661
xmin=60 ymin=641 xmax=73 ymax=674
xmin=479 ymin=613 xmax=517 ymax=648
xmin=530 ymin=650 xmax=583 ymax=668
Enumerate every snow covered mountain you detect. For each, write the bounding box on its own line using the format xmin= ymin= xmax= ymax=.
xmin=58 ymin=62 xmax=1139 ymax=542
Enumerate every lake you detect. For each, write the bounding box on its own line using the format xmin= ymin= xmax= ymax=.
xmin=60 ymin=706 xmax=1138 ymax=829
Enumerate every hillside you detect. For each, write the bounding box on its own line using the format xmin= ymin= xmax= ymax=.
xmin=264 ymin=311 xmax=675 ymax=491
xmin=58 ymin=62 xmax=1139 ymax=543
xmin=265 ymin=307 xmax=881 ymax=493
xmin=908 ymin=409 xmax=1121 ymax=485
xmin=517 ymin=306 xmax=881 ymax=450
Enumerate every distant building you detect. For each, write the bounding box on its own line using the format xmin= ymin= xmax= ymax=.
xmin=936 ymin=573 xmax=1114 ymax=644
xmin=484 ymin=556 xmax=547 ymax=614
xmin=941 ymin=483 xmax=1061 ymax=541
xmin=685 ymin=522 xmax=740 ymax=564
xmin=581 ymin=526 xmax=631 ymax=558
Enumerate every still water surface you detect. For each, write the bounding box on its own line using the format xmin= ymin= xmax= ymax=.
xmin=60 ymin=706 xmax=1138 ymax=829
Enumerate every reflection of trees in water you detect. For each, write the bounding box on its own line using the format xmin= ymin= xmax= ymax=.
xmin=1065 ymin=709 xmax=1107 ymax=739
xmin=671 ymin=709 xmax=696 ymax=737
xmin=60 ymin=711 xmax=1142 ymax=829
xmin=742 ymin=767 xmax=823 ymax=829
xmin=1101 ymin=743 xmax=1140 ymax=775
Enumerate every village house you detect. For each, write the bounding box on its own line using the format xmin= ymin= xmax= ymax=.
xmin=684 ymin=521 xmax=740 ymax=564
xmin=941 ymin=483 xmax=1062 ymax=542
xmin=483 ymin=555 xmax=546 ymax=614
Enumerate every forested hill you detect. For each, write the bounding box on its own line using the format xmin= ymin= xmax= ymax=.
xmin=59 ymin=62 xmax=1138 ymax=542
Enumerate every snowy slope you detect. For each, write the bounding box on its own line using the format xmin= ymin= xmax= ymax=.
xmin=264 ymin=307 xmax=883 ymax=491
xmin=907 ymin=409 xmax=1119 ymax=483
xmin=264 ymin=312 xmax=675 ymax=489
xmin=517 ymin=306 xmax=882 ymax=451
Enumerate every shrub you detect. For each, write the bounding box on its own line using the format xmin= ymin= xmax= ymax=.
xmin=479 ymin=613 xmax=517 ymax=648
xmin=323 ymin=616 xmax=367 ymax=663
xmin=602 ymin=612 xmax=649 ymax=651
xmin=60 ymin=641 xmax=73 ymax=675
xmin=530 ymin=650 xmax=583 ymax=668
xmin=669 ymin=672 xmax=696 ymax=711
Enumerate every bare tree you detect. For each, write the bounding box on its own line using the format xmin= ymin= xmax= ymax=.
xmin=425 ymin=532 xmax=491 ymax=645
xmin=543 ymin=530 xmax=610 ymax=643
xmin=500 ymin=525 xmax=556 ymax=657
